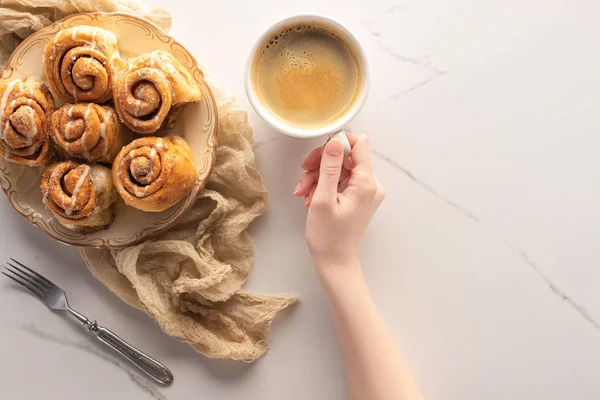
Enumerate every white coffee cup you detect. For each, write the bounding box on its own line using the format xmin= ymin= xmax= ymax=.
xmin=245 ymin=14 xmax=370 ymax=156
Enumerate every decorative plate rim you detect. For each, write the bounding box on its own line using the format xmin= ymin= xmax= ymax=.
xmin=0 ymin=12 xmax=218 ymax=249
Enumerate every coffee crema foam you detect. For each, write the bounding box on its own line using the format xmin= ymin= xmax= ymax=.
xmin=252 ymin=25 xmax=362 ymax=129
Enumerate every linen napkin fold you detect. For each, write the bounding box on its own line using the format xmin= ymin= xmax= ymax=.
xmin=1 ymin=0 xmax=298 ymax=360
xmin=82 ymin=92 xmax=298 ymax=360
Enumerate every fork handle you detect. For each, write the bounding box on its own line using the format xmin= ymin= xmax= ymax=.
xmin=91 ymin=323 xmax=174 ymax=385
xmin=68 ymin=309 xmax=173 ymax=385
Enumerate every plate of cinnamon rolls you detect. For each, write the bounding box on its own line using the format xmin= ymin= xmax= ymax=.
xmin=0 ymin=13 xmax=218 ymax=247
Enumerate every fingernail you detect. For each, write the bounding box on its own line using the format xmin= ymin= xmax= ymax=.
xmin=294 ymin=182 xmax=301 ymax=195
xmin=326 ymin=139 xmax=342 ymax=157
xmin=304 ymin=197 xmax=310 ymax=207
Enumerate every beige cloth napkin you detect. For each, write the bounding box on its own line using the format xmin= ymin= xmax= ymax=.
xmin=82 ymin=91 xmax=298 ymax=360
xmin=1 ymin=0 xmax=298 ymax=360
xmin=0 ymin=0 xmax=171 ymax=68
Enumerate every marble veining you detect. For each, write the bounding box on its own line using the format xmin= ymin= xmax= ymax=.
xmin=362 ymin=21 xmax=430 ymax=66
xmin=389 ymin=70 xmax=448 ymax=100
xmin=372 ymin=146 xmax=600 ymax=331
xmin=385 ymin=5 xmax=415 ymax=14
xmin=371 ymin=148 xmax=480 ymax=222
xmin=255 ymin=126 xmax=600 ymax=333
xmin=254 ymin=132 xmax=599 ymax=331
xmin=360 ymin=21 xmax=449 ymax=101
xmin=509 ymin=246 xmax=600 ymax=331
xmin=18 ymin=323 xmax=168 ymax=400
xmin=3 ymin=1 xmax=600 ymax=398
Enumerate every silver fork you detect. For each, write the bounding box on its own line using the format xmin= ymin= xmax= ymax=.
xmin=2 ymin=258 xmax=174 ymax=386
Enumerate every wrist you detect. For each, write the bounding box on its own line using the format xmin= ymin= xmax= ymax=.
xmin=319 ymin=261 xmax=371 ymax=307
xmin=316 ymin=258 xmax=363 ymax=287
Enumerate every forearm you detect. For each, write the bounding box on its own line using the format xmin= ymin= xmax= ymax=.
xmin=319 ymin=262 xmax=424 ymax=400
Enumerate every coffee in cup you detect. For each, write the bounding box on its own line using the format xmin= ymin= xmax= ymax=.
xmin=250 ymin=25 xmax=363 ymax=129
xmin=246 ymin=14 xmax=370 ymax=156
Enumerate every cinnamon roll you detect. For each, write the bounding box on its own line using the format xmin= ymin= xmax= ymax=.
xmin=41 ymin=161 xmax=117 ymax=232
xmin=43 ymin=26 xmax=123 ymax=104
xmin=50 ymin=103 xmax=130 ymax=163
xmin=112 ymin=136 xmax=198 ymax=212
xmin=0 ymin=76 xmax=56 ymax=166
xmin=113 ymin=51 xmax=202 ymax=134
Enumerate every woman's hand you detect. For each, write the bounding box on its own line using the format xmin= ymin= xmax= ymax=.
xmin=294 ymin=134 xmax=385 ymax=276
xmin=295 ymin=135 xmax=424 ymax=400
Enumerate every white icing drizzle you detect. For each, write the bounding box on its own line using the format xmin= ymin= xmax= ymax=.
xmin=134 ymin=99 xmax=142 ymax=116
xmin=134 ymin=185 xmax=149 ymax=198
xmin=65 ymin=121 xmax=74 ymax=139
xmin=128 ymin=139 xmax=165 ymax=198
xmin=148 ymin=148 xmax=157 ymax=172
xmin=90 ymin=166 xmax=109 ymax=193
xmin=68 ymin=107 xmax=73 ymax=118
xmin=64 ymin=165 xmax=90 ymax=216
xmin=99 ymin=110 xmax=111 ymax=156
xmin=24 ymin=108 xmax=36 ymax=145
xmin=71 ymin=26 xmax=78 ymax=41
xmin=82 ymin=148 xmax=92 ymax=161
xmin=2 ymin=122 xmax=9 ymax=143
xmin=90 ymin=28 xmax=98 ymax=49
xmin=81 ymin=104 xmax=93 ymax=160
xmin=0 ymin=80 xmax=19 ymax=139
xmin=59 ymin=191 xmax=67 ymax=211
xmin=84 ymin=103 xmax=92 ymax=119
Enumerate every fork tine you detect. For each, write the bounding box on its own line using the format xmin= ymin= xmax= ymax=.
xmin=1 ymin=271 xmax=45 ymax=300
xmin=9 ymin=258 xmax=53 ymax=288
xmin=5 ymin=264 xmax=49 ymax=296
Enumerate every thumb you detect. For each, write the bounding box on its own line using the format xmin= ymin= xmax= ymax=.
xmin=314 ymin=139 xmax=344 ymax=204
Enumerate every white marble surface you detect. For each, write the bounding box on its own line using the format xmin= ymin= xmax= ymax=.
xmin=2 ymin=0 xmax=600 ymax=398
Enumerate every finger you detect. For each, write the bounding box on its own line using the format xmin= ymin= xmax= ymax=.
xmin=305 ymin=184 xmax=317 ymax=207
xmin=313 ymin=138 xmax=344 ymax=205
xmin=338 ymin=169 xmax=352 ymax=192
xmin=302 ymin=135 xmax=363 ymax=171
xmin=344 ymin=168 xmax=379 ymax=202
xmin=296 ymin=165 xmax=350 ymax=197
xmin=374 ymin=177 xmax=386 ymax=204
xmin=345 ymin=132 xmax=361 ymax=147
xmin=305 ymin=147 xmax=355 ymax=172
xmin=301 ymin=146 xmax=324 ymax=170
xmin=343 ymin=155 xmax=356 ymax=171
xmin=338 ymin=168 xmax=351 ymax=186
xmin=342 ymin=133 xmax=360 ymax=170
xmin=350 ymin=134 xmax=373 ymax=173
xmin=294 ymin=170 xmax=319 ymax=197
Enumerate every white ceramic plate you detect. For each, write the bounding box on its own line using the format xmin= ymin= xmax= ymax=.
xmin=0 ymin=12 xmax=218 ymax=248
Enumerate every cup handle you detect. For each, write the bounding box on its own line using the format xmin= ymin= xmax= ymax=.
xmin=329 ymin=129 xmax=352 ymax=158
